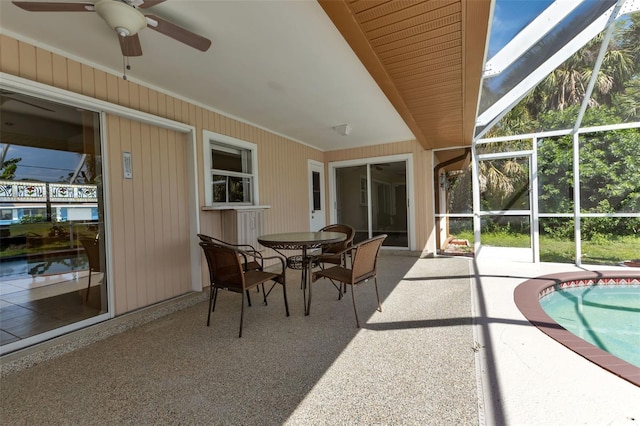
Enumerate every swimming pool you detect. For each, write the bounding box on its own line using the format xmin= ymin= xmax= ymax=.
xmin=514 ymin=270 xmax=640 ymax=387
xmin=540 ymin=285 xmax=640 ymax=367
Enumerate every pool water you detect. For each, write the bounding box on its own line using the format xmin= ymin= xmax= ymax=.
xmin=540 ymin=286 xmax=640 ymax=367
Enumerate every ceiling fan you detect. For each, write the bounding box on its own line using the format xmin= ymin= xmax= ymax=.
xmin=12 ymin=0 xmax=212 ymax=57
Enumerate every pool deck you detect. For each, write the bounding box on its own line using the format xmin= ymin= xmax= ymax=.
xmin=473 ymin=259 xmax=640 ymax=425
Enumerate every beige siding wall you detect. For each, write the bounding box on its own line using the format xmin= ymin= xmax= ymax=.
xmin=325 ymin=140 xmax=435 ymax=253
xmin=0 ymin=35 xmax=435 ymax=316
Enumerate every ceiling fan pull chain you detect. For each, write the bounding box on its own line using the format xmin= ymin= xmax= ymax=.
xmin=122 ymin=56 xmax=132 ymax=80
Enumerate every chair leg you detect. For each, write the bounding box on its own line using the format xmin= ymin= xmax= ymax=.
xmin=246 ymin=290 xmax=252 ymax=307
xmin=281 ymin=279 xmax=290 ymax=317
xmin=350 ymin=284 xmax=360 ymax=328
xmin=374 ymin=276 xmax=382 ymax=312
xmin=85 ymin=271 xmax=92 ymax=302
xmin=261 ymin=283 xmax=267 ymax=305
xmin=239 ymin=291 xmax=245 ymax=338
xmin=207 ymin=286 xmax=217 ymax=326
xmin=212 ymin=287 xmax=218 ymax=312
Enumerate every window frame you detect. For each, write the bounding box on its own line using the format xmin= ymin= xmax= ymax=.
xmin=202 ymin=130 xmax=259 ymax=207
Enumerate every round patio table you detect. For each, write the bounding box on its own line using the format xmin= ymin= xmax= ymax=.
xmin=258 ymin=231 xmax=346 ymax=315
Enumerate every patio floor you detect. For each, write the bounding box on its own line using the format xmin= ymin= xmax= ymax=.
xmin=1 ymin=254 xmax=639 ymax=425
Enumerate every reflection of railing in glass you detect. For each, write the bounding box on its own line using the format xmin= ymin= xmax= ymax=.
xmin=0 ymin=180 xmax=97 ymax=203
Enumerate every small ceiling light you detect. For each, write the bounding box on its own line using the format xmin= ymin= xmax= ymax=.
xmin=95 ymin=0 xmax=148 ymax=38
xmin=332 ymin=124 xmax=352 ymax=136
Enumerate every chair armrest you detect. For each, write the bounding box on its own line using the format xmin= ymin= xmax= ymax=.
xmin=311 ymin=245 xmax=353 ymax=261
xmin=260 ymin=254 xmax=286 ymax=273
xmin=197 ymin=234 xmax=258 ymax=254
xmin=234 ymin=243 xmax=259 ymax=253
xmin=235 ymin=247 xmax=264 ymax=269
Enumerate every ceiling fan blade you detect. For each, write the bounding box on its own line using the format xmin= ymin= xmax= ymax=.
xmin=12 ymin=1 xmax=94 ymax=12
xmin=119 ymin=34 xmax=143 ymax=57
xmin=138 ymin=0 xmax=166 ymax=8
xmin=145 ymin=14 xmax=211 ymax=52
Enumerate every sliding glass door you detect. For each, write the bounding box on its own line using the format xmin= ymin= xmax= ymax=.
xmin=0 ymin=91 xmax=107 ymax=354
xmin=332 ymin=158 xmax=409 ymax=248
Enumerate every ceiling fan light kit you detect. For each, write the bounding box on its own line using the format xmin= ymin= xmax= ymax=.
xmin=94 ymin=0 xmax=147 ymax=37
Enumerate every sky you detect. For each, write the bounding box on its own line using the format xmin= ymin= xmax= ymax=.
xmin=1 ymin=144 xmax=82 ymax=183
xmin=488 ymin=0 xmax=554 ymax=58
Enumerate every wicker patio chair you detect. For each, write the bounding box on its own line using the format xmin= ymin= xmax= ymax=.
xmin=199 ymin=241 xmax=289 ymax=337
xmin=315 ymin=224 xmax=355 ymax=297
xmin=317 ymin=223 xmax=355 ymax=267
xmin=197 ymin=233 xmax=262 ymax=271
xmin=197 ymin=233 xmax=265 ymax=304
xmin=311 ymin=234 xmax=386 ymax=328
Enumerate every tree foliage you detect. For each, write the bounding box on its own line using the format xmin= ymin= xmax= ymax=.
xmin=1 ymin=157 xmax=21 ymax=180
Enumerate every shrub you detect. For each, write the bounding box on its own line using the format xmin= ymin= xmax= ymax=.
xmin=20 ymin=214 xmax=45 ymax=224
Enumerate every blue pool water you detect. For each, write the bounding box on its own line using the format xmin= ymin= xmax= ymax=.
xmin=540 ymin=286 xmax=640 ymax=367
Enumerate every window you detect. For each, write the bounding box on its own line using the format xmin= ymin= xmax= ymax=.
xmin=203 ymin=131 xmax=258 ymax=206
xmin=312 ymin=170 xmax=321 ymax=211
xmin=1 ymin=208 xmax=12 ymax=222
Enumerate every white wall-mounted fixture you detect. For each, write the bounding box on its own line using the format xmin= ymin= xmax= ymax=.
xmin=332 ymin=124 xmax=352 ymax=136
xmin=95 ymin=0 xmax=147 ymax=37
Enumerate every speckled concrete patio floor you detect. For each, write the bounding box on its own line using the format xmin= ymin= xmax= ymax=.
xmin=1 ymin=255 xmax=478 ymax=425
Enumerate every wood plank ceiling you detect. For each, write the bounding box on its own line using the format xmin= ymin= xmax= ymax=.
xmin=319 ymin=0 xmax=491 ymax=150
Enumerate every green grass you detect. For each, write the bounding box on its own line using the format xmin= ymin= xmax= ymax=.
xmin=453 ymin=230 xmax=639 ymax=264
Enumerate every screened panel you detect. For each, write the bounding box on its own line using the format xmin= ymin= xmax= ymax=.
xmin=578 ymin=129 xmax=640 ymax=213
xmin=538 ymin=136 xmax=574 ymax=214
xmin=437 ymin=217 xmax=473 ymax=257
xmin=479 ymin=0 xmax=617 ymax=116
xmin=581 ymin=11 xmax=640 ymax=127
xmin=479 ymin=157 xmax=531 ymax=211
xmin=476 ymin=139 xmax=532 ymax=154
xmin=487 ymin=0 xmax=553 ymax=58
xmin=580 ymin=217 xmax=640 ymax=265
xmin=445 ymin=167 xmax=473 ymax=215
xmin=539 ymin=217 xmax=575 ymax=263
xmin=480 ymin=215 xmax=531 ymax=248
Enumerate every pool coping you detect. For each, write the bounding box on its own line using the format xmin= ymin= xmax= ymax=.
xmin=513 ymin=269 xmax=640 ymax=388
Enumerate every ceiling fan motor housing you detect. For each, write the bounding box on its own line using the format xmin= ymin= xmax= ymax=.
xmin=95 ymin=0 xmax=147 ymax=37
